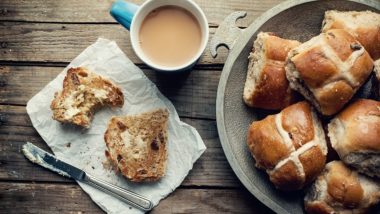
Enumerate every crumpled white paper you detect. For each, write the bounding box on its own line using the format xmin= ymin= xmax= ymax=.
xmin=26 ymin=38 xmax=207 ymax=214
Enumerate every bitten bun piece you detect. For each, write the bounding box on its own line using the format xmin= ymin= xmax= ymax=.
xmin=322 ymin=10 xmax=380 ymax=60
xmin=104 ymin=109 xmax=169 ymax=182
xmin=328 ymin=99 xmax=380 ymax=178
xmin=247 ymin=101 xmax=327 ymax=190
xmin=286 ymin=29 xmax=373 ymax=116
xmin=51 ymin=67 xmax=124 ymax=128
xmin=243 ymin=32 xmax=300 ymax=110
xmin=305 ymin=161 xmax=380 ymax=214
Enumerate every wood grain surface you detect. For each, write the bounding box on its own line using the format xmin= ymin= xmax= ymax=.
xmin=0 ymin=0 xmax=283 ymax=213
xmin=0 ymin=105 xmax=239 ymax=187
xmin=0 ymin=23 xmax=227 ymax=65
xmin=0 ymin=66 xmax=219 ymax=119
xmin=0 ymin=182 xmax=272 ymax=214
xmin=0 ymin=0 xmax=283 ymax=27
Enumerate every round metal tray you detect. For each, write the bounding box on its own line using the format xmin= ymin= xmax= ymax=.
xmin=215 ymin=0 xmax=380 ymax=213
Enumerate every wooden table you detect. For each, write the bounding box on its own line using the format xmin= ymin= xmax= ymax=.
xmin=0 ymin=0 xmax=282 ymax=213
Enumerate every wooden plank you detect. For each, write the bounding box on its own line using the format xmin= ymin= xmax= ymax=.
xmin=0 ymin=65 xmax=219 ymax=119
xmin=0 ymin=124 xmax=238 ymax=187
xmin=0 ymin=182 xmax=103 ymax=214
xmin=0 ymin=105 xmax=219 ymax=140
xmin=0 ymin=182 xmax=273 ymax=214
xmin=0 ymin=0 xmax=284 ymax=27
xmin=0 ymin=105 xmax=239 ymax=187
xmin=0 ymin=22 xmax=228 ymax=65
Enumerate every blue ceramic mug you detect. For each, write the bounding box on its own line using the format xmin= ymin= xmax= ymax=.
xmin=110 ymin=0 xmax=209 ymax=72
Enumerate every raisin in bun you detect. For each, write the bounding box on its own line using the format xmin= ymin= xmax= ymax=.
xmin=286 ymin=29 xmax=373 ymax=116
xmin=104 ymin=109 xmax=169 ymax=182
xmin=322 ymin=10 xmax=380 ymax=60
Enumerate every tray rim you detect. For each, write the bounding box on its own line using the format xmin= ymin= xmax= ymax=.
xmin=215 ymin=0 xmax=380 ymax=213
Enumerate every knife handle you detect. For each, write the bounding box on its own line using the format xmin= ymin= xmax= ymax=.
xmin=84 ymin=173 xmax=153 ymax=211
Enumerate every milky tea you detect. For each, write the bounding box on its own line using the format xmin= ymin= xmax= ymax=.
xmin=139 ymin=6 xmax=202 ymax=67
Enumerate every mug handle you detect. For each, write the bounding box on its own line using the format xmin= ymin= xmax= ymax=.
xmin=110 ymin=0 xmax=139 ymax=30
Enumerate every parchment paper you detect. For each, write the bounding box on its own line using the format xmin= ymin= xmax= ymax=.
xmin=26 ymin=38 xmax=207 ymax=214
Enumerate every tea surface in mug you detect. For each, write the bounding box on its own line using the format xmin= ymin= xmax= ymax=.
xmin=139 ymin=6 xmax=202 ymax=67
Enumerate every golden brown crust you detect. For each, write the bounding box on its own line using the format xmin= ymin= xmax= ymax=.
xmin=331 ymin=99 xmax=380 ymax=154
xmin=281 ymin=101 xmax=314 ymax=149
xmin=244 ymin=32 xmax=300 ymax=110
xmin=247 ymin=101 xmax=327 ymax=190
xmin=322 ymin=10 xmax=380 ymax=60
xmin=326 ymin=162 xmax=364 ymax=207
xmin=249 ymin=60 xmax=298 ymax=110
xmin=299 ymin=147 xmax=326 ymax=186
xmin=248 ymin=115 xmax=291 ymax=170
xmin=287 ymin=29 xmax=374 ymax=115
xmin=269 ymin=161 xmax=303 ymax=190
xmin=356 ymin=27 xmax=380 ymax=60
xmin=304 ymin=161 xmax=380 ymax=214
xmin=293 ymin=47 xmax=338 ymax=89
xmin=305 ymin=201 xmax=335 ymax=214
xmin=264 ymin=34 xmax=301 ymax=61
xmin=314 ymin=81 xmax=354 ymax=116
xmin=324 ymin=29 xmax=357 ymax=61
xmin=104 ymin=109 xmax=169 ymax=182
xmin=51 ymin=67 xmax=124 ymax=128
xmin=350 ymin=50 xmax=375 ymax=85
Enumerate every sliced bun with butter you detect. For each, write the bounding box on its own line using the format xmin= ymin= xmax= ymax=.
xmin=104 ymin=109 xmax=169 ymax=182
xmin=243 ymin=32 xmax=300 ymax=110
xmin=51 ymin=67 xmax=124 ymax=128
xmin=322 ymin=10 xmax=380 ymax=60
xmin=305 ymin=161 xmax=380 ymax=214
xmin=286 ymin=29 xmax=374 ymax=116
xmin=247 ymin=101 xmax=327 ymax=190
xmin=328 ymin=99 xmax=380 ymax=178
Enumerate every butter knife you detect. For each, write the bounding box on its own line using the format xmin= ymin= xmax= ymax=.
xmin=22 ymin=142 xmax=153 ymax=211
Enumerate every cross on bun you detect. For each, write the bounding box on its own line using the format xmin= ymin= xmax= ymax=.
xmin=328 ymin=99 xmax=380 ymax=178
xmin=305 ymin=161 xmax=380 ymax=214
xmin=286 ymin=29 xmax=374 ymax=116
xmin=322 ymin=10 xmax=380 ymax=60
xmin=247 ymin=101 xmax=327 ymax=191
xmin=243 ymin=32 xmax=300 ymax=110
xmin=51 ymin=67 xmax=124 ymax=128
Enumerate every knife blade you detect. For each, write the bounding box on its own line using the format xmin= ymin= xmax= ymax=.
xmin=22 ymin=142 xmax=83 ymax=179
xmin=22 ymin=142 xmax=153 ymax=211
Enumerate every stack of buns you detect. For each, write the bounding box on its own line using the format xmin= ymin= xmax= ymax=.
xmin=244 ymin=10 xmax=380 ymax=213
